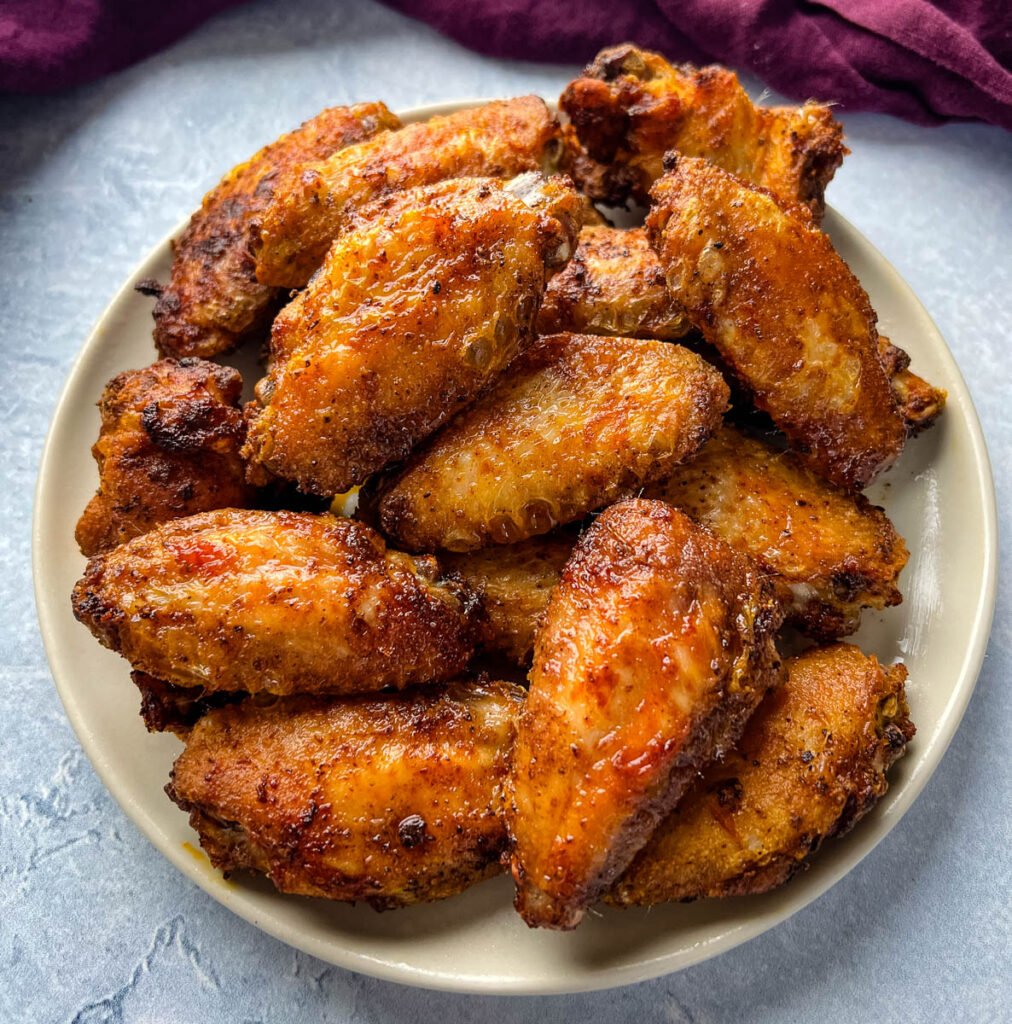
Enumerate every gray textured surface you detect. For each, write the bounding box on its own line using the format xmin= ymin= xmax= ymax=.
xmin=3 ymin=0 xmax=1010 ymax=1020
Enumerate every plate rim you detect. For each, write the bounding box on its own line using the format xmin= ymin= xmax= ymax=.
xmin=32 ymin=98 xmax=999 ymax=995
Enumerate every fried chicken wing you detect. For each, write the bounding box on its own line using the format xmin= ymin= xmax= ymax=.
xmin=609 ymin=644 xmax=914 ymax=905
xmin=253 ymin=96 xmax=562 ymax=288
xmin=649 ymin=157 xmax=906 ymax=490
xmin=536 ymin=225 xmax=691 ymax=340
xmin=377 ymin=333 xmax=728 ymax=553
xmin=143 ymin=102 xmax=399 ymax=358
xmin=507 ymin=499 xmax=782 ymax=929
xmin=560 ymin=44 xmax=845 ymax=218
xmin=442 ymin=532 xmax=575 ymax=663
xmin=75 ymin=358 xmax=254 ymax=556
xmin=167 ymin=679 xmax=524 ymax=908
xmin=72 ymin=509 xmax=476 ymax=696
xmin=243 ymin=175 xmax=582 ymax=497
xmin=647 ymin=424 xmax=909 ymax=639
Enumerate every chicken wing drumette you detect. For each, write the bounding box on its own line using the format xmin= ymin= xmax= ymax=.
xmin=507 ymin=499 xmax=782 ymax=929
xmin=143 ymin=102 xmax=399 ymax=358
xmin=560 ymin=44 xmax=845 ymax=218
xmin=254 ymin=96 xmax=562 ymax=288
xmin=72 ymin=510 xmax=477 ymax=696
xmin=609 ymin=644 xmax=914 ymax=905
xmin=167 ymin=679 xmax=524 ymax=908
xmin=244 ymin=174 xmax=583 ymax=497
xmin=75 ymin=358 xmax=254 ymax=556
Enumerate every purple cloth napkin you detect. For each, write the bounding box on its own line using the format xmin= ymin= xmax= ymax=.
xmin=1 ymin=0 xmax=1009 ymax=130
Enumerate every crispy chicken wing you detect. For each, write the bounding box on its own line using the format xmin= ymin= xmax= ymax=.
xmin=72 ymin=509 xmax=476 ymax=696
xmin=377 ymin=333 xmax=728 ymax=553
xmin=647 ymin=424 xmax=909 ymax=639
xmin=649 ymin=157 xmax=906 ymax=490
xmin=442 ymin=532 xmax=575 ymax=663
xmin=609 ymin=644 xmax=913 ymax=905
xmin=560 ymin=44 xmax=845 ymax=218
xmin=75 ymin=358 xmax=254 ymax=556
xmin=167 ymin=679 xmax=524 ymax=909
xmin=536 ymin=225 xmax=691 ymax=340
xmin=507 ymin=499 xmax=783 ymax=929
xmin=243 ymin=175 xmax=582 ymax=497
xmin=143 ymin=102 xmax=399 ymax=358
xmin=253 ymin=96 xmax=562 ymax=288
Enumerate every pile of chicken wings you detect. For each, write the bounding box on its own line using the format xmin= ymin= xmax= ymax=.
xmin=72 ymin=44 xmax=941 ymax=930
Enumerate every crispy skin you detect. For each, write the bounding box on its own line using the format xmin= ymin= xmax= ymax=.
xmin=244 ymin=175 xmax=583 ymax=497
xmin=610 ymin=644 xmax=914 ymax=905
xmin=507 ymin=499 xmax=783 ymax=929
xmin=72 ymin=509 xmax=476 ymax=696
xmin=442 ymin=532 xmax=575 ymax=663
xmin=146 ymin=103 xmax=399 ymax=358
xmin=647 ymin=424 xmax=909 ymax=639
xmin=878 ymin=337 xmax=946 ymax=434
xmin=167 ymin=679 xmax=524 ymax=909
xmin=377 ymin=333 xmax=729 ymax=553
xmin=75 ymin=358 xmax=254 ymax=556
xmin=560 ymin=44 xmax=845 ymax=218
xmin=132 ymin=672 xmax=247 ymax=737
xmin=649 ymin=157 xmax=906 ymax=490
xmin=254 ymin=96 xmax=562 ymax=288
xmin=537 ymin=225 xmax=691 ymax=340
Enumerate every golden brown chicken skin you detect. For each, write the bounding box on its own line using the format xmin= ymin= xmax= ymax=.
xmin=560 ymin=44 xmax=845 ymax=218
xmin=609 ymin=644 xmax=913 ymax=905
xmin=536 ymin=225 xmax=691 ymax=340
xmin=442 ymin=532 xmax=575 ymax=663
xmin=167 ymin=679 xmax=524 ymax=909
xmin=243 ymin=175 xmax=582 ymax=497
xmin=507 ymin=499 xmax=783 ymax=930
xmin=649 ymin=157 xmax=907 ymax=491
xmin=75 ymin=358 xmax=254 ymax=557
xmin=143 ymin=102 xmax=399 ymax=358
xmin=72 ymin=509 xmax=476 ymax=696
xmin=377 ymin=333 xmax=728 ymax=553
xmin=253 ymin=96 xmax=562 ymax=288
xmin=647 ymin=424 xmax=909 ymax=639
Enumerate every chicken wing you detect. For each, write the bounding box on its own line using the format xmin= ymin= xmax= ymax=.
xmin=75 ymin=358 xmax=254 ymax=557
xmin=507 ymin=499 xmax=782 ymax=929
xmin=377 ymin=333 xmax=728 ymax=553
xmin=142 ymin=102 xmax=399 ymax=358
xmin=647 ymin=424 xmax=909 ymax=639
xmin=609 ymin=643 xmax=914 ymax=905
xmin=441 ymin=532 xmax=575 ymax=663
xmin=72 ymin=509 xmax=477 ymax=696
xmin=253 ymin=96 xmax=562 ymax=288
xmin=649 ymin=157 xmax=906 ymax=491
xmin=243 ymin=175 xmax=582 ymax=497
xmin=167 ymin=679 xmax=524 ymax=909
xmin=560 ymin=44 xmax=845 ymax=218
xmin=536 ymin=225 xmax=691 ymax=340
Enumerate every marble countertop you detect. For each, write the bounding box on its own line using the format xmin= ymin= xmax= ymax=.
xmin=3 ymin=1 xmax=1009 ymax=1020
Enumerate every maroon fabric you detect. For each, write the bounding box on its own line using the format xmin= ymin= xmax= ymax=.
xmin=1 ymin=0 xmax=1009 ymax=130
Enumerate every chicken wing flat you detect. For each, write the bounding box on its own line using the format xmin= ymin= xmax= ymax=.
xmin=377 ymin=333 xmax=728 ymax=553
xmin=72 ymin=509 xmax=476 ymax=696
xmin=647 ymin=424 xmax=909 ymax=639
xmin=442 ymin=532 xmax=575 ymax=663
xmin=75 ymin=358 xmax=254 ymax=557
xmin=560 ymin=44 xmax=845 ymax=218
xmin=649 ymin=157 xmax=906 ymax=491
xmin=507 ymin=499 xmax=782 ymax=929
xmin=244 ymin=175 xmax=582 ymax=497
xmin=609 ymin=644 xmax=913 ymax=905
xmin=536 ymin=225 xmax=691 ymax=340
xmin=167 ymin=679 xmax=524 ymax=909
xmin=253 ymin=96 xmax=562 ymax=288
xmin=144 ymin=102 xmax=399 ymax=358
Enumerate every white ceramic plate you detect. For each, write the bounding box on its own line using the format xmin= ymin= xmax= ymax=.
xmin=34 ymin=100 xmax=997 ymax=995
